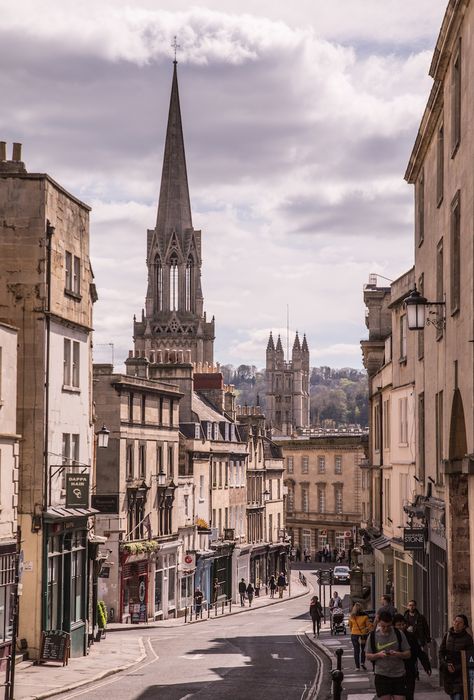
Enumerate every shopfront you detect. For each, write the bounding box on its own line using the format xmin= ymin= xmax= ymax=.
xmin=153 ymin=550 xmax=177 ymax=619
xmin=121 ymin=556 xmax=149 ymax=623
xmin=0 ymin=544 xmax=15 ymax=673
xmin=211 ymin=544 xmax=233 ymax=601
xmin=393 ymin=547 xmax=413 ymax=611
xmin=43 ymin=514 xmax=91 ymax=657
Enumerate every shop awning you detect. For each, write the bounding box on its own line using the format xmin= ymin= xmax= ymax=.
xmin=43 ymin=506 xmax=99 ymax=522
xmin=371 ymin=534 xmax=391 ymax=550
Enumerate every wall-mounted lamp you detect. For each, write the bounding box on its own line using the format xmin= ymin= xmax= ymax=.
xmin=96 ymin=424 xmax=110 ymax=449
xmin=404 ymin=286 xmax=445 ymax=331
xmin=263 ymin=489 xmax=270 ymax=502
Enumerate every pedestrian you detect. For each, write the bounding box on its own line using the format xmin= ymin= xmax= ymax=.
xmin=303 ymin=548 xmax=308 ymax=562
xmin=348 ymin=602 xmax=371 ymax=670
xmin=310 ymin=595 xmax=323 ymax=638
xmin=238 ymin=578 xmax=247 ymax=606
xmin=296 ymin=548 xmax=301 ymax=562
xmin=255 ymin=578 xmax=261 ymax=597
xmin=403 ymin=599 xmax=431 ymax=649
xmin=269 ymin=574 xmax=277 ymax=598
xmin=439 ymin=613 xmax=473 ymax=700
xmin=246 ymin=582 xmax=254 ymax=606
xmin=365 ymin=610 xmax=411 ymax=699
xmin=393 ymin=613 xmax=431 ymax=700
xmin=376 ymin=594 xmax=397 ymax=622
xmin=194 ymin=587 xmax=204 ymax=616
xmin=329 ymin=591 xmax=342 ymax=611
xmin=213 ymin=578 xmax=219 ymax=604
xmin=277 ymin=571 xmax=286 ymax=598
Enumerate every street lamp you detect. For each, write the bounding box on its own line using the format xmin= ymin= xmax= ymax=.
xmin=156 ymin=467 xmax=166 ymax=487
xmin=96 ymin=424 xmax=110 ymax=449
xmin=404 ymin=287 xmax=445 ymax=331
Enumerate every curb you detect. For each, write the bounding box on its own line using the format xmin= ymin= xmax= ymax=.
xmin=20 ymin=637 xmax=147 ymax=700
xmin=107 ymin=580 xmax=311 ymax=631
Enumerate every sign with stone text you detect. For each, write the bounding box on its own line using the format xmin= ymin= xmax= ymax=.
xmin=66 ymin=474 xmax=89 ymax=508
xmin=403 ymin=528 xmax=425 ymax=551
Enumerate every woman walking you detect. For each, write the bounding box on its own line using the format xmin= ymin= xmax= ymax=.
xmin=268 ymin=575 xmax=277 ymax=599
xmin=439 ymin=614 xmax=473 ymax=700
xmin=246 ymin=582 xmax=255 ymax=607
xmin=309 ymin=596 xmax=323 ymax=637
xmin=348 ymin=602 xmax=371 ymax=670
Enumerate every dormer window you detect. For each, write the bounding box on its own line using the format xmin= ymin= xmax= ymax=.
xmin=224 ymin=423 xmax=230 ymax=441
xmin=213 ymin=423 xmax=219 ymax=441
xmin=195 ymin=423 xmax=201 ymax=439
xmin=230 ymin=424 xmax=236 ymax=442
xmin=206 ymin=422 xmax=212 ymax=440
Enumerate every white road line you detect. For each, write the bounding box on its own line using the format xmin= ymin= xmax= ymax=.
xmin=62 ymin=637 xmax=158 ymax=699
xmin=296 ymin=634 xmax=324 ymax=700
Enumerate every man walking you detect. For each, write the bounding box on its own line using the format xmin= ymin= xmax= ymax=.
xmin=376 ymin=595 xmax=397 ymax=623
xmin=277 ymin=571 xmax=286 ymax=598
xmin=366 ymin=610 xmax=410 ymax=699
xmin=403 ymin=600 xmax=431 ymax=649
xmin=238 ymin=578 xmax=247 ymax=606
xmin=194 ymin=587 xmax=204 ymax=616
xmin=393 ymin=613 xmax=431 ymax=700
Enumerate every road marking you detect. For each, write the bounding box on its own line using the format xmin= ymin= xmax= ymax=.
xmin=62 ymin=637 xmax=157 ymax=698
xmin=271 ymin=652 xmax=293 ymax=660
xmin=180 ymin=654 xmax=204 ymax=660
xmin=296 ymin=634 xmax=324 ymax=700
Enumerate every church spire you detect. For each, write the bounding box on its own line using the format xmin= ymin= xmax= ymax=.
xmin=156 ymin=61 xmax=192 ymax=235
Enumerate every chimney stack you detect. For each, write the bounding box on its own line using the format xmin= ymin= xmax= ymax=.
xmin=0 ymin=142 xmax=6 ymax=161
xmin=12 ymin=143 xmax=22 ymax=161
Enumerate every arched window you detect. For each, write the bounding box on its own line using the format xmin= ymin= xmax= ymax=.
xmin=185 ymin=257 xmax=193 ymax=311
xmin=155 ymin=256 xmax=163 ymax=311
xmin=169 ymin=253 xmax=179 ymax=310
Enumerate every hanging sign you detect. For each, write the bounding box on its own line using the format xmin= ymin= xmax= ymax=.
xmin=403 ymin=528 xmax=425 ymax=551
xmin=66 ymin=474 xmax=89 ymax=508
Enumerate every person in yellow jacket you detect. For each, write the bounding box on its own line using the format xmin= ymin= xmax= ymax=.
xmin=348 ymin=602 xmax=372 ymax=670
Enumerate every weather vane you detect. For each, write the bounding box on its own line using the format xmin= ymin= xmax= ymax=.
xmin=172 ymin=35 xmax=181 ymax=64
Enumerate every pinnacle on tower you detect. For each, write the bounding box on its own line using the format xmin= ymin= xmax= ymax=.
xmin=292 ymin=331 xmax=301 ymax=353
xmin=266 ymin=332 xmax=275 ymax=352
xmin=302 ymin=334 xmax=309 ymax=353
xmin=156 ymin=61 xmax=192 ymax=236
xmin=275 ymin=334 xmax=284 ymax=354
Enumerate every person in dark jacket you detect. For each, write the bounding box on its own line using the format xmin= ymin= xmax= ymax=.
xmin=404 ymin=600 xmax=431 ymax=648
xmin=309 ymin=596 xmax=323 ymax=637
xmin=238 ymin=578 xmax=247 ymax=606
xmin=268 ymin=575 xmax=277 ymax=598
xmin=246 ymin=582 xmax=254 ymax=607
xmin=439 ymin=614 xmax=473 ymax=699
xmin=394 ymin=614 xmax=431 ymax=700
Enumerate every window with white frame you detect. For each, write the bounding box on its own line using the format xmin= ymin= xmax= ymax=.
xmin=65 ymin=251 xmax=81 ymax=296
xmin=213 ymin=423 xmax=219 ymax=441
xmin=63 ymin=339 xmax=80 ymax=388
xmin=206 ymin=422 xmax=212 ymax=440
xmin=301 ymin=485 xmax=309 ymax=513
xmin=335 ymin=455 xmax=342 ymax=474
xmin=318 ymin=456 xmax=325 ymax=474
xmin=317 ymin=485 xmax=326 ymax=513
xmin=384 ymin=476 xmax=391 ymax=524
xmin=399 ymin=397 xmax=408 ymax=445
xmin=61 ymin=432 xmax=79 ymax=488
xmin=287 ymin=485 xmax=294 ymax=512
xmin=335 ymin=485 xmax=343 ymax=514
xmin=194 ymin=423 xmax=201 ymax=439
xmin=301 ymin=456 xmax=309 ymax=474
xmin=286 ymin=456 xmax=294 ymax=474
xmin=199 ymin=475 xmax=204 ymax=500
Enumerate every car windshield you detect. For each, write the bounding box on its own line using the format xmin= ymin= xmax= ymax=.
xmin=334 ymin=567 xmax=348 ymax=573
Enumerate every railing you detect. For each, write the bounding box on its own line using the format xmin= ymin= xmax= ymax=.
xmin=184 ymin=597 xmax=233 ymax=623
xmin=298 ymin=571 xmax=307 ymax=586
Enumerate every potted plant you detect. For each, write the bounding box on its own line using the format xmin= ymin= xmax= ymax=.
xmin=96 ymin=600 xmax=108 ymax=641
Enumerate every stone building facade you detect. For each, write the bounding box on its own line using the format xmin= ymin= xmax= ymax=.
xmin=0 ymin=322 xmax=19 ymax=670
xmin=265 ymin=332 xmax=310 ymax=436
xmin=403 ymin=0 xmax=473 ymax=643
xmin=279 ymin=434 xmax=368 ymax=560
xmin=93 ymin=365 xmax=182 ymax=622
xmin=0 ymin=143 xmax=97 ymax=658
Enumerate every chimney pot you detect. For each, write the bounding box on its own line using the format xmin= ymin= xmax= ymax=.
xmin=0 ymin=142 xmax=6 ymax=161
xmin=12 ymin=143 xmax=22 ymax=162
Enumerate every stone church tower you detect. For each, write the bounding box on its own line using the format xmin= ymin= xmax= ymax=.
xmin=265 ymin=332 xmax=310 ymax=435
xmin=132 ymin=61 xmax=215 ymax=365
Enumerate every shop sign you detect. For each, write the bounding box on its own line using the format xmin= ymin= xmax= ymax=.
xmin=91 ymin=494 xmax=119 ymax=513
xmin=181 ymin=553 xmax=196 ymax=572
xmin=403 ymin=528 xmax=425 ymax=551
xmin=66 ymin=474 xmax=89 ymax=508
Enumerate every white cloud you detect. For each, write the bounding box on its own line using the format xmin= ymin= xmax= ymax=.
xmin=0 ymin=0 xmax=448 ymax=369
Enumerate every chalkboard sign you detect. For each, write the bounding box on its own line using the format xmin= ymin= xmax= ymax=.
xmin=39 ymin=630 xmax=70 ymax=666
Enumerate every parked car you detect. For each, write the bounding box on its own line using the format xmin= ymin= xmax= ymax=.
xmin=333 ymin=565 xmax=350 ymax=583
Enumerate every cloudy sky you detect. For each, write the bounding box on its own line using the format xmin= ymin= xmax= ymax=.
xmin=0 ymin=0 xmax=447 ymax=370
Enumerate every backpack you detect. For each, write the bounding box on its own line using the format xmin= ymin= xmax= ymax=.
xmin=369 ymin=628 xmax=403 ymax=671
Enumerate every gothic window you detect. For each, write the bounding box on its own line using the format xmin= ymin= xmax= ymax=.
xmin=169 ymin=253 xmax=179 ymax=311
xmin=155 ymin=257 xmax=163 ymax=311
xmin=185 ymin=257 xmax=193 ymax=311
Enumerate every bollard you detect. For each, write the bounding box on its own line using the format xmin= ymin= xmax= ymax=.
xmin=331 ymin=648 xmax=344 ymax=700
xmin=222 ymin=601 xmax=224 ymax=615
xmin=229 ymin=598 xmax=232 ymax=613
xmin=207 ymin=604 xmax=210 ymax=619
xmin=185 ymin=606 xmax=188 ymax=624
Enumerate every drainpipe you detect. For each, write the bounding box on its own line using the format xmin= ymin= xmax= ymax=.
xmin=42 ymin=220 xmax=54 ymax=634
